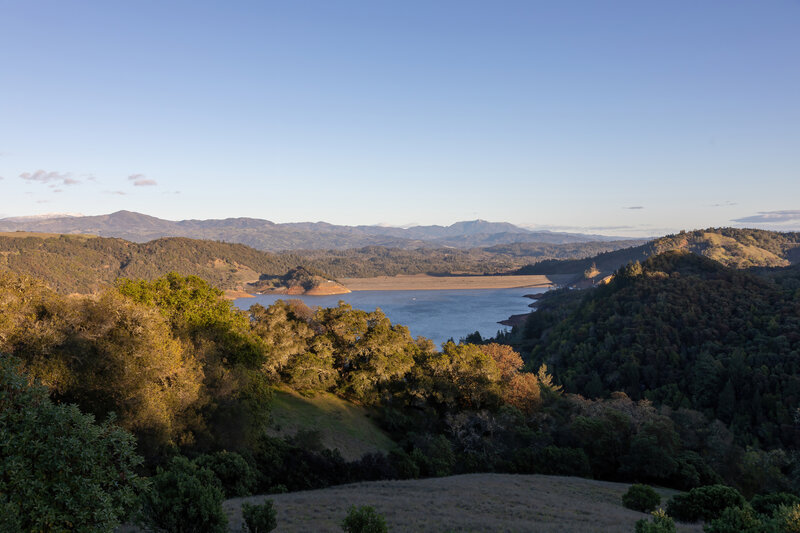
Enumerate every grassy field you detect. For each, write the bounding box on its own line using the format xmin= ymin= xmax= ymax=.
xmin=267 ymin=388 xmax=396 ymax=461
xmin=225 ymin=473 xmax=704 ymax=532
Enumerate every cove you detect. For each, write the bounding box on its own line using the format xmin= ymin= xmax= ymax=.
xmin=234 ymin=286 xmax=548 ymax=347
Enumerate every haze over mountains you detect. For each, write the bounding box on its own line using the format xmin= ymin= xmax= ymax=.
xmin=0 ymin=211 xmax=631 ymax=251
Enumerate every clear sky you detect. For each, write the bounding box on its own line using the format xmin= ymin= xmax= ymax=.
xmin=1 ymin=1 xmax=798 ymax=237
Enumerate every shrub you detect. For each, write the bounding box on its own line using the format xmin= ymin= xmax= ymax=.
xmin=634 ymin=509 xmax=676 ymax=533
xmin=704 ymin=505 xmax=764 ymax=533
xmin=341 ymin=505 xmax=388 ymax=533
xmin=0 ymin=356 xmax=145 ymax=532
xmin=666 ymin=484 xmax=746 ymax=522
xmin=623 ymin=484 xmax=661 ymax=513
xmin=139 ymin=456 xmax=228 ymax=533
xmin=774 ymin=503 xmax=800 ymax=533
xmin=242 ymin=500 xmax=277 ymax=533
xmin=194 ymin=450 xmax=258 ymax=497
xmin=751 ymin=493 xmax=800 ymax=516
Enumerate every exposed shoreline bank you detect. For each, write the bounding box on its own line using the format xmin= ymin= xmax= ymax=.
xmin=339 ymin=273 xmax=570 ymax=291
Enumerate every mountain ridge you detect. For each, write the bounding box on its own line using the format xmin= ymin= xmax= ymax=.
xmin=0 ymin=211 xmax=632 ymax=250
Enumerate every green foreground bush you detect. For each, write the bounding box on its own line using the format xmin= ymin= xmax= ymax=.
xmin=138 ymin=456 xmax=228 ymax=533
xmin=666 ymin=484 xmax=745 ymax=522
xmin=242 ymin=500 xmax=277 ymax=532
xmin=623 ymin=484 xmax=661 ymax=513
xmin=341 ymin=505 xmax=388 ymax=533
xmin=634 ymin=509 xmax=675 ymax=533
xmin=0 ymin=356 xmax=145 ymax=532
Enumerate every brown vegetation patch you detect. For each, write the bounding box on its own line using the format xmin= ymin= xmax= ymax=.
xmin=340 ymin=274 xmax=570 ymax=291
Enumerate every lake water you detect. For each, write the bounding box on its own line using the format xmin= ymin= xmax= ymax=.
xmin=234 ymin=287 xmax=548 ymax=347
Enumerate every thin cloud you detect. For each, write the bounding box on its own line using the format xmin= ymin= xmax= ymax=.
xmin=53 ymin=189 xmax=63 ymax=193
xmin=710 ymin=201 xmax=737 ymax=207
xmin=20 ymin=169 xmax=78 ymax=185
xmin=128 ymin=173 xmax=157 ymax=186
xmin=732 ymin=210 xmax=800 ymax=224
xmin=104 ymin=190 xmax=127 ymax=195
xmin=623 ymin=206 xmax=644 ymax=210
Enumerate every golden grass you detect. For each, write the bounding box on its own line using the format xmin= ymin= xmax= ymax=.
xmin=226 ymin=474 xmax=704 ymax=532
xmin=268 ymin=388 xmax=396 ymax=461
xmin=340 ymin=274 xmax=571 ymax=291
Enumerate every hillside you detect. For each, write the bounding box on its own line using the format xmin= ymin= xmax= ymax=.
xmin=517 ymin=227 xmax=800 ymax=279
xmin=268 ymin=388 xmax=395 ymax=461
xmin=517 ymin=250 xmax=800 ymax=449
xmin=0 ymin=211 xmax=632 ymax=250
xmin=0 ymin=232 xmax=643 ymax=294
xmin=224 ymin=474 xmax=699 ymax=533
xmin=0 ymin=234 xmax=301 ymax=293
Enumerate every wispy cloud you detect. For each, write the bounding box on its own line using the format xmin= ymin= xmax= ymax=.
xmin=20 ymin=169 xmax=79 ymax=186
xmin=128 ymin=173 xmax=157 ymax=187
xmin=623 ymin=206 xmax=644 ymax=210
xmin=710 ymin=201 xmax=737 ymax=207
xmin=732 ymin=210 xmax=800 ymax=224
xmin=104 ymin=190 xmax=127 ymax=195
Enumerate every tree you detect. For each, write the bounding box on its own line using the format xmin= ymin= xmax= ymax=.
xmin=0 ymin=355 xmax=145 ymax=532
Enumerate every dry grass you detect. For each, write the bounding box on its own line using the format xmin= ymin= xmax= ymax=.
xmin=226 ymin=474 xmax=704 ymax=533
xmin=267 ymin=388 xmax=396 ymax=461
xmin=340 ymin=274 xmax=571 ymax=291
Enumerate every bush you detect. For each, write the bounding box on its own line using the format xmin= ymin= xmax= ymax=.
xmin=751 ymin=493 xmax=800 ymax=516
xmin=139 ymin=456 xmax=228 ymax=533
xmin=194 ymin=450 xmax=259 ymax=497
xmin=341 ymin=505 xmax=388 ymax=533
xmin=242 ymin=501 xmax=277 ymax=533
xmin=666 ymin=484 xmax=746 ymax=522
xmin=774 ymin=503 xmax=800 ymax=533
xmin=634 ymin=509 xmax=675 ymax=533
xmin=623 ymin=484 xmax=661 ymax=513
xmin=704 ymin=505 xmax=764 ymax=533
xmin=0 ymin=356 xmax=145 ymax=532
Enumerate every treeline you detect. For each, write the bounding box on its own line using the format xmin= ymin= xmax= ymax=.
xmin=294 ymin=240 xmax=643 ymax=278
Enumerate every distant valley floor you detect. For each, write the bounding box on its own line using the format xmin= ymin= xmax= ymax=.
xmin=339 ymin=273 xmax=573 ymax=291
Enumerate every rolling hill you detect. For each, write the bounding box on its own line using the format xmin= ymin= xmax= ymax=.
xmin=516 ymin=228 xmax=800 ymax=280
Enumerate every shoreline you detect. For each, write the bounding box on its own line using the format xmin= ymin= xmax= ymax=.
xmin=339 ymin=274 xmax=570 ymax=291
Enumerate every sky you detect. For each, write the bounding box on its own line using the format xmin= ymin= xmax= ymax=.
xmin=1 ymin=1 xmax=798 ymax=237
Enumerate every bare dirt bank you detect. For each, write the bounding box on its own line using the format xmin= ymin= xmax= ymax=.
xmin=339 ymin=273 xmax=571 ymax=291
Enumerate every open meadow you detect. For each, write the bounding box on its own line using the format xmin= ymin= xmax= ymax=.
xmin=225 ymin=474 xmax=703 ymax=533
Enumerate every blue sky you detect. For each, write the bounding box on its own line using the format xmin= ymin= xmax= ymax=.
xmin=1 ymin=1 xmax=798 ymax=237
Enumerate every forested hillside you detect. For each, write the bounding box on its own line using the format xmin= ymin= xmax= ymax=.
xmin=517 ymin=228 xmax=800 ymax=278
xmin=510 ymin=250 xmax=800 ymax=452
xmin=0 ymin=233 xmax=301 ymax=293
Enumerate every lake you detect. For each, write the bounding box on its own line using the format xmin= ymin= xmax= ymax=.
xmin=234 ymin=287 xmax=548 ymax=347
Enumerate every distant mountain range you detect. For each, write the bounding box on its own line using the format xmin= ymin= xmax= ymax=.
xmin=0 ymin=211 xmax=629 ymax=251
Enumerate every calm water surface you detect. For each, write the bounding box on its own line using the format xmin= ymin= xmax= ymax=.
xmin=234 ymin=287 xmax=548 ymax=347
